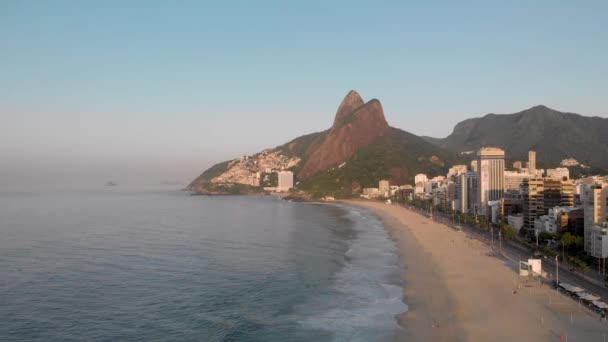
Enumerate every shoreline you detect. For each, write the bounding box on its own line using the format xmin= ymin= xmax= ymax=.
xmin=343 ymin=199 xmax=608 ymax=342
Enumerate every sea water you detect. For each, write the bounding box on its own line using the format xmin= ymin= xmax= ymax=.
xmin=0 ymin=190 xmax=406 ymax=341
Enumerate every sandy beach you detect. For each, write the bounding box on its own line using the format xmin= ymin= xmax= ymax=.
xmin=345 ymin=200 xmax=608 ymax=342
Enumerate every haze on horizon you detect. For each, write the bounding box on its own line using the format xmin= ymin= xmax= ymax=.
xmin=1 ymin=1 xmax=607 ymax=191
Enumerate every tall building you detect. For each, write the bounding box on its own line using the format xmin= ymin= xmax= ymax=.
xmin=477 ymin=147 xmax=505 ymax=216
xmin=528 ymin=150 xmax=537 ymax=176
xmin=379 ymin=180 xmax=390 ymax=197
xmin=456 ymin=171 xmax=478 ymax=214
xmin=583 ymin=183 xmax=608 ymax=253
xmin=277 ymin=171 xmax=294 ymax=192
xmin=522 ymin=177 xmax=544 ymax=232
xmin=470 ymin=160 xmax=478 ymax=173
xmin=504 ymin=171 xmax=530 ymax=191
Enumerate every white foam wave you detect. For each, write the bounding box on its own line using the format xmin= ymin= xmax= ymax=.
xmin=296 ymin=206 xmax=407 ymax=341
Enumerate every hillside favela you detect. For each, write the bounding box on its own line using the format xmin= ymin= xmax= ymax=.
xmin=3 ymin=2 xmax=608 ymax=342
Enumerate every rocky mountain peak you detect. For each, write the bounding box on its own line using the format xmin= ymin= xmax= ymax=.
xmin=332 ymin=90 xmax=365 ymax=126
xmin=299 ymin=91 xmax=391 ymax=179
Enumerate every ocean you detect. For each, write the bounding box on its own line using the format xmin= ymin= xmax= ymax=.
xmin=0 ymin=190 xmax=407 ymax=341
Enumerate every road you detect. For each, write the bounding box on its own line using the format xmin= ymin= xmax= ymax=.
xmin=401 ymin=203 xmax=608 ymax=302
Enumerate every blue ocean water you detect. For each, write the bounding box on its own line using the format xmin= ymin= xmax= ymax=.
xmin=0 ymin=190 xmax=406 ymax=341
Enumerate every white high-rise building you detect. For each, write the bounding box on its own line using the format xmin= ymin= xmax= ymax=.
xmin=477 ymin=147 xmax=505 ymax=216
xmin=277 ymin=171 xmax=294 ymax=192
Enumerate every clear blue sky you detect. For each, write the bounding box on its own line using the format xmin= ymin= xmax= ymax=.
xmin=1 ymin=1 xmax=607 ymax=190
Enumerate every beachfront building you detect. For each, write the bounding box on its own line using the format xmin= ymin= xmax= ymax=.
xmin=590 ymin=222 xmax=608 ymax=259
xmin=522 ymin=177 xmax=544 ymax=233
xmin=508 ymin=214 xmax=524 ymax=232
xmin=277 ymin=171 xmax=294 ymax=192
xmin=379 ymin=180 xmax=390 ymax=197
xmin=476 ymin=147 xmax=505 ymax=217
xmin=455 ymin=171 xmax=478 ymax=214
xmin=582 ymin=183 xmax=608 ymax=253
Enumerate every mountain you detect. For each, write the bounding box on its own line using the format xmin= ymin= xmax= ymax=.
xmin=187 ymin=90 xmax=463 ymax=197
xmin=424 ymin=105 xmax=608 ymax=170
xmin=299 ymin=91 xmax=391 ymax=179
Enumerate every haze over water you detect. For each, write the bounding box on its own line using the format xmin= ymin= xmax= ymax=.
xmin=0 ymin=190 xmax=406 ymax=341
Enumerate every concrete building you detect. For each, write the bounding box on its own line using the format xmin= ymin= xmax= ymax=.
xmin=522 ymin=177 xmax=544 ymax=233
xmin=456 ymin=171 xmax=478 ymax=214
xmin=414 ymin=174 xmax=428 ymax=184
xmin=471 ymin=160 xmax=478 ymax=173
xmin=543 ymin=179 xmax=571 ymax=212
xmin=513 ymin=161 xmax=523 ymax=171
xmin=277 ymin=171 xmax=294 ymax=192
xmin=534 ymin=215 xmax=557 ymax=234
xmin=583 ymin=183 xmax=608 ymax=253
xmin=528 ymin=150 xmax=537 ymax=176
xmin=477 ymin=147 xmax=505 ymax=217
xmin=447 ymin=165 xmax=468 ymax=179
xmin=546 ymin=167 xmax=570 ymax=180
xmin=504 ymin=171 xmax=530 ymax=192
xmin=591 ymin=222 xmax=608 ymax=259
xmin=379 ymin=180 xmax=390 ymax=197
xmin=502 ymin=190 xmax=523 ymax=217
xmin=508 ymin=214 xmax=524 ymax=232
xmin=363 ymin=188 xmax=380 ymax=198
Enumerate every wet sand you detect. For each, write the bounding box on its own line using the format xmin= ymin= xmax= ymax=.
xmin=345 ymin=200 xmax=608 ymax=341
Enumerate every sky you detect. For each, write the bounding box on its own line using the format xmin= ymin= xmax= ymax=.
xmin=1 ymin=1 xmax=607 ymax=190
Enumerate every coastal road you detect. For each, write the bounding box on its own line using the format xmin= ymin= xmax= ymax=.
xmin=401 ymin=204 xmax=608 ymax=302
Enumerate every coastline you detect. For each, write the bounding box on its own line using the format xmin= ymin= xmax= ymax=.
xmin=343 ymin=199 xmax=608 ymax=342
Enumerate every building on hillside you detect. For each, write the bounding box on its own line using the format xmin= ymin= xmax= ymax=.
xmin=277 ymin=171 xmax=294 ymax=192
xmin=528 ymin=150 xmax=537 ymax=176
xmin=477 ymin=147 xmax=505 ymax=217
xmin=547 ymin=167 xmax=570 ymax=180
xmin=379 ymin=180 xmax=390 ymax=197
xmin=522 ymin=177 xmax=544 ymax=233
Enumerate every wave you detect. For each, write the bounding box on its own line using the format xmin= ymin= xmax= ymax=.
xmin=296 ymin=205 xmax=407 ymax=341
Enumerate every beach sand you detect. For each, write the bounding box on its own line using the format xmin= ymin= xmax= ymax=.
xmin=345 ymin=200 xmax=608 ymax=342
